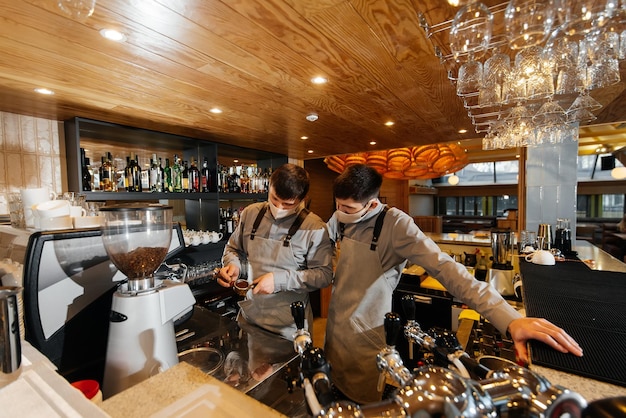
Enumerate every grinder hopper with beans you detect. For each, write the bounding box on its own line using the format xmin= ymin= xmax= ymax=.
xmin=99 ymin=203 xmax=195 ymax=399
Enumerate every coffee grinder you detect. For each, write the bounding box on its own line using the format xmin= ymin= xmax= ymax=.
xmin=488 ymin=229 xmax=515 ymax=296
xmin=101 ymin=204 xmax=195 ymax=398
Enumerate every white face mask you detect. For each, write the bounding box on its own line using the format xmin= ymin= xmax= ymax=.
xmin=269 ymin=200 xmax=299 ymax=219
xmin=335 ymin=200 xmax=373 ymax=224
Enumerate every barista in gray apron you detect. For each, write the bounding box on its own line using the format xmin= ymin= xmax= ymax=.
xmin=218 ymin=164 xmax=333 ymax=340
xmin=325 ymin=164 xmax=583 ymax=404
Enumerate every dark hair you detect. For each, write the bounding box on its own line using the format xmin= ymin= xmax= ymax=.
xmin=333 ymin=164 xmax=382 ymax=203
xmin=270 ymin=163 xmax=310 ymax=200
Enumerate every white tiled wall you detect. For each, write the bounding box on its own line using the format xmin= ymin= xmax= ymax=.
xmin=0 ymin=112 xmax=66 ymax=214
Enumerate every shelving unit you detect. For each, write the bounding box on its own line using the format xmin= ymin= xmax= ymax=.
xmin=64 ymin=117 xmax=286 ymax=230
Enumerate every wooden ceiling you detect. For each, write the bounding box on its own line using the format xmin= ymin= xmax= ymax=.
xmin=1 ymin=0 xmax=626 ymax=164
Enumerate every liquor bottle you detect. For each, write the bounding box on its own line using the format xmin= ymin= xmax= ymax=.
xmin=132 ymin=154 xmax=143 ymax=192
xmin=164 ymin=158 xmax=172 ymax=192
xmin=201 ymin=157 xmax=209 ymax=192
xmin=124 ymin=156 xmax=133 ymax=191
xmin=158 ymin=158 xmax=165 ymax=192
xmin=80 ymin=148 xmax=91 ymax=191
xmin=189 ymin=158 xmax=200 ymax=193
xmin=100 ymin=153 xmax=114 ymax=192
xmin=149 ymin=154 xmax=162 ymax=192
xmin=225 ymin=208 xmax=234 ymax=235
xmin=172 ymin=155 xmax=182 ymax=192
xmin=182 ymin=160 xmax=189 ymax=192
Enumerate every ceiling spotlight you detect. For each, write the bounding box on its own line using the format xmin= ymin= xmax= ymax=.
xmin=306 ymin=114 xmax=318 ymax=122
xmin=34 ymin=88 xmax=54 ymax=95
xmin=458 ymin=129 xmax=467 ymax=134
xmin=369 ymin=141 xmax=377 ymax=145
xmin=210 ymin=108 xmax=222 ymax=114
xmin=301 ymin=136 xmax=308 ymax=140
xmin=448 ymin=174 xmax=460 ymax=185
xmin=384 ymin=121 xmax=395 ymax=126
xmin=307 ymin=149 xmax=314 ymax=154
xmin=99 ymin=28 xmax=126 ymax=42
xmin=311 ymin=76 xmax=328 ymax=84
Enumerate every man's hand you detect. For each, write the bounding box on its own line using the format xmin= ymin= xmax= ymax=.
xmin=217 ymin=264 xmax=240 ymax=288
xmin=252 ymin=272 xmax=275 ymax=294
xmin=507 ymin=317 xmax=583 ymax=364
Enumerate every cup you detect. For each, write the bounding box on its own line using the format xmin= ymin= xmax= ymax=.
xmin=0 ymin=286 xmax=22 ymax=389
xmin=84 ymin=201 xmax=104 ymax=217
xmin=20 ymin=188 xmax=57 ymax=228
xmin=525 ymin=249 xmax=556 ymax=265
xmin=8 ymin=193 xmax=25 ymax=229
xmin=73 ymin=215 xmax=105 ymax=229
xmin=71 ymin=379 xmax=102 ymax=404
xmin=35 ymin=199 xmax=71 ymax=219
xmin=39 ymin=215 xmax=73 ymax=231
xmin=69 ymin=206 xmax=87 ymax=218
xmin=209 ymin=231 xmax=223 ymax=243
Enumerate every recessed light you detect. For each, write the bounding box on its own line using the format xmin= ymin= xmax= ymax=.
xmin=210 ymin=108 xmax=222 ymax=114
xmin=99 ymin=28 xmax=127 ymax=42
xmin=307 ymin=150 xmax=314 ymax=154
xmin=369 ymin=141 xmax=377 ymax=145
xmin=384 ymin=121 xmax=394 ymax=126
xmin=301 ymin=136 xmax=308 ymax=140
xmin=458 ymin=129 xmax=467 ymax=134
xmin=34 ymin=88 xmax=54 ymax=95
xmin=233 ymin=159 xmax=239 ymax=163
xmin=311 ymin=76 xmax=327 ymax=84
xmin=306 ymin=114 xmax=318 ymax=122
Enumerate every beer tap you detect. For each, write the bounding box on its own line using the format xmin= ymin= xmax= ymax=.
xmin=291 ymin=301 xmax=312 ymax=355
xmin=290 ymin=301 xmax=334 ymax=414
xmin=376 ymin=312 xmax=413 ymax=391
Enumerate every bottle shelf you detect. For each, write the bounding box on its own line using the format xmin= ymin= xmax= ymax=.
xmin=83 ymin=191 xmax=268 ymax=201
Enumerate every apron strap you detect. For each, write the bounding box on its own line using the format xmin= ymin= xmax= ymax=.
xmin=283 ymin=208 xmax=310 ymax=247
xmin=370 ymin=206 xmax=389 ymax=251
xmin=250 ymin=203 xmax=268 ymax=240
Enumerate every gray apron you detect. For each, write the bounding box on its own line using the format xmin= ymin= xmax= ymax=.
xmin=237 ymin=207 xmax=313 ymax=340
xmin=326 ymin=210 xmax=395 ymax=404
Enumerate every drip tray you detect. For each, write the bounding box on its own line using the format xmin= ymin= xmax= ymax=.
xmin=178 ymin=347 xmax=225 ymax=376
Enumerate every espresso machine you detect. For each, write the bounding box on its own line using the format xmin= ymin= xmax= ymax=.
xmin=101 ymin=204 xmax=195 ymax=398
xmin=488 ymin=229 xmax=515 ymax=296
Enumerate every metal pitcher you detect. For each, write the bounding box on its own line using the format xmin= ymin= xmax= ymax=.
xmin=0 ymin=286 xmax=22 ymax=381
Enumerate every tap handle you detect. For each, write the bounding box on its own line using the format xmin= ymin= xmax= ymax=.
xmin=401 ymin=294 xmax=416 ymax=321
xmin=291 ymin=301 xmax=306 ymax=330
xmin=384 ymin=312 xmax=402 ymax=347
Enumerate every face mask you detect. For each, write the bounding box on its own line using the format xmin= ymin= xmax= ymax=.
xmin=335 ymin=200 xmax=373 ymax=224
xmin=269 ymin=200 xmax=299 ymax=219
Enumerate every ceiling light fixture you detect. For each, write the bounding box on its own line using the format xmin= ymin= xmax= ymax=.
xmin=420 ymin=1 xmax=624 ymax=150
xmin=58 ymin=0 xmax=95 ymax=21
xmin=307 ymin=150 xmax=314 ymax=154
xmin=458 ymin=129 xmax=467 ymax=134
xmin=448 ymin=174 xmax=460 ymax=185
xmin=311 ymin=76 xmax=328 ymax=84
xmin=306 ymin=114 xmax=318 ymax=122
xmin=369 ymin=141 xmax=377 ymax=145
xmin=210 ymin=108 xmax=222 ymax=114
xmin=384 ymin=121 xmax=395 ymax=126
xmin=99 ymin=28 xmax=126 ymax=42
xmin=301 ymin=136 xmax=308 ymax=140
xmin=611 ymin=166 xmax=626 ymax=179
xmin=34 ymin=88 xmax=54 ymax=95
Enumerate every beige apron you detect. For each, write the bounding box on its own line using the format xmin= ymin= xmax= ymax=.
xmin=326 ymin=219 xmax=396 ymax=403
xmin=237 ymin=208 xmax=313 ymax=340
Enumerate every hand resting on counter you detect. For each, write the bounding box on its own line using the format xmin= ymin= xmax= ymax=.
xmin=508 ymin=317 xmax=584 ymax=364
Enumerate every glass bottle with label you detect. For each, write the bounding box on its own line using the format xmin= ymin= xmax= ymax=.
xmin=172 ymin=155 xmax=183 ymax=192
xmin=164 ymin=158 xmax=172 ymax=192
xmin=201 ymin=157 xmax=209 ymax=192
xmin=100 ymin=153 xmax=114 ymax=192
xmin=189 ymin=158 xmax=200 ymax=193
xmin=182 ymin=160 xmax=189 ymax=192
xmin=149 ymin=154 xmax=162 ymax=192
xmin=132 ymin=154 xmax=142 ymax=192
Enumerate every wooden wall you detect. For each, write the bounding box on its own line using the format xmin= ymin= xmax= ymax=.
xmin=305 ymin=158 xmax=409 ymax=222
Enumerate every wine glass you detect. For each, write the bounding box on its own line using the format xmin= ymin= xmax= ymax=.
xmin=505 ymin=0 xmax=556 ymax=50
xmin=449 ymin=1 xmax=493 ymax=61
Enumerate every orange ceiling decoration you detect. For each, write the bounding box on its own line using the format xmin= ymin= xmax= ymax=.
xmin=323 ymin=143 xmax=469 ymax=180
